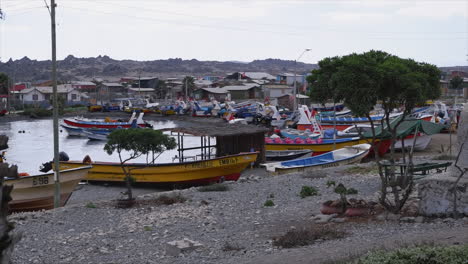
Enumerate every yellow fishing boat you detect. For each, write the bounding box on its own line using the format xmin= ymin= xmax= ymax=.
xmin=58 ymin=152 xmax=258 ymax=184
xmin=266 ymin=137 xmax=390 ymax=157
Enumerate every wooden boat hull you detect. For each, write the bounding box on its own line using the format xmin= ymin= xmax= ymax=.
xmin=7 ymin=166 xmax=91 ymax=212
xmin=266 ymin=150 xmax=313 ymax=162
xmin=394 ymin=134 xmax=432 ymax=151
xmin=58 ymin=153 xmax=258 ymax=184
xmin=61 ymin=124 xmax=86 ymax=136
xmin=64 ymin=118 xmax=147 ymax=129
xmin=266 ymin=138 xmax=363 ymax=154
xmin=264 ymin=144 xmax=371 ymax=174
xmin=266 ymin=138 xmax=389 ymax=157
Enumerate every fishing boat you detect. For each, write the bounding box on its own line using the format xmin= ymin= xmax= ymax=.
xmin=280 ymin=128 xmax=321 ymax=140
xmin=61 ymin=123 xmax=87 ymax=136
xmin=83 ymin=130 xmax=109 ymax=141
xmin=64 ymin=112 xmax=152 ymax=129
xmin=394 ymin=133 xmax=432 ymax=151
xmin=263 ymin=144 xmax=371 ymax=174
xmin=265 ymin=137 xmax=390 ymax=157
xmin=58 ymin=152 xmax=258 ymax=184
xmin=7 ymin=166 xmax=91 ymax=212
xmin=266 ymin=150 xmax=313 ymax=162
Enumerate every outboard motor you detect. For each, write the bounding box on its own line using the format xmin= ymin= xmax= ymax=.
xmin=39 ymin=151 xmax=69 ymax=172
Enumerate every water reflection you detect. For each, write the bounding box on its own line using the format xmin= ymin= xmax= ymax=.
xmin=0 ymin=119 xmax=215 ymax=174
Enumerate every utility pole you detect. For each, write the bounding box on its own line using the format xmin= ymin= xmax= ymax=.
xmin=50 ymin=0 xmax=61 ymax=208
xmin=185 ymin=77 xmax=188 ymax=101
xmin=293 ymin=49 xmax=311 ymax=111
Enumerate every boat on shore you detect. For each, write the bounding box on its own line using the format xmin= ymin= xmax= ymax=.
xmin=58 ymin=152 xmax=258 ymax=184
xmin=7 ymin=166 xmax=91 ymax=212
xmin=263 ymin=144 xmax=371 ymax=174
xmin=266 ymin=150 xmax=313 ymax=162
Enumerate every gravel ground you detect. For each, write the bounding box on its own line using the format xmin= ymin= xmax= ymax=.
xmin=4 ymin=112 xmax=466 ymax=263
xmin=8 ymin=160 xmax=467 ymax=264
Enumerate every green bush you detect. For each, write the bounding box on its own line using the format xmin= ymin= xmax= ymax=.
xmin=19 ymin=108 xmax=52 ymax=118
xmin=300 ymin=186 xmax=318 ymax=198
xmin=85 ymin=202 xmax=97 ymax=208
xmin=264 ymin=200 xmax=275 ymax=207
xmin=355 ymin=245 xmax=468 ymax=264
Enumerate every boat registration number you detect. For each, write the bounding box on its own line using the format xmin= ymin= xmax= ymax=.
xmin=33 ymin=176 xmax=49 ymax=186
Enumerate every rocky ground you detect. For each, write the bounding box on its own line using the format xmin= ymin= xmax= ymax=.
xmin=4 ymin=111 xmax=467 ymax=263
xmin=8 ymin=156 xmax=468 ymax=264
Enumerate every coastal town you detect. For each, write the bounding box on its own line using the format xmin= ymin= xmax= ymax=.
xmin=0 ymin=1 xmax=467 ymax=264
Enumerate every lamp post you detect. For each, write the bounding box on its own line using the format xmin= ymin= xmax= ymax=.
xmin=293 ymin=49 xmax=311 ymax=111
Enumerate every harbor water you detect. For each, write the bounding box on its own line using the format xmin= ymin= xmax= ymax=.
xmin=0 ymin=119 xmax=215 ymax=175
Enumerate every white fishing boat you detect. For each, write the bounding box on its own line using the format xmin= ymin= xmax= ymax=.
xmin=263 ymin=144 xmax=371 ymax=174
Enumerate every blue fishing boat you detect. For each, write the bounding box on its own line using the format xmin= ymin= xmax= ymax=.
xmin=263 ymin=143 xmax=371 ymax=173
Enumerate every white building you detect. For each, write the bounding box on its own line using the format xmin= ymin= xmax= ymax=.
xmin=15 ymin=84 xmax=85 ymax=106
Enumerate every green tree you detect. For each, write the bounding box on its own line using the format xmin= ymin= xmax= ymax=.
xmin=450 ymin=76 xmax=464 ymax=93
xmin=0 ymin=73 xmax=9 ymax=95
xmin=182 ymin=76 xmax=196 ymax=99
xmin=104 ymin=129 xmax=176 ymax=201
xmin=308 ymin=50 xmax=441 ymax=213
xmin=307 ymin=56 xmax=344 ymax=105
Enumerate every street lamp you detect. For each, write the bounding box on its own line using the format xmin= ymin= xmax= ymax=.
xmin=293 ymin=49 xmax=311 ymax=111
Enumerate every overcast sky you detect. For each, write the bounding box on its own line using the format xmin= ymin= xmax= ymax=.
xmin=0 ymin=0 xmax=467 ymax=66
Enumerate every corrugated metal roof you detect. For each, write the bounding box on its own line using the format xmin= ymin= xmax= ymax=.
xmin=103 ymin=82 xmax=123 ymax=87
xmin=201 ymin=87 xmax=228 ymax=94
xmin=243 ymin=72 xmax=276 ymax=80
xmin=128 ymin=88 xmax=155 ymax=92
xmin=71 ymin=81 xmax=96 ymax=86
xmin=224 ymin=84 xmax=258 ymax=91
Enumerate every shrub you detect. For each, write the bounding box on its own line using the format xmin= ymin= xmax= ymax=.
xmin=300 ymin=186 xmax=318 ymax=198
xmin=264 ymin=200 xmax=275 ymax=207
xmin=222 ymin=242 xmax=244 ymax=252
xmin=198 ymin=184 xmax=230 ymax=192
xmin=273 ymin=225 xmax=346 ymax=248
xmin=85 ymin=202 xmax=97 ymax=208
xmin=354 ymin=245 xmax=468 ymax=264
xmin=153 ymin=193 xmax=187 ymax=205
xmin=19 ymin=108 xmax=52 ymax=118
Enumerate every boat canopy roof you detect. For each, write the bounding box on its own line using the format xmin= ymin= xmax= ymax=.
xmin=161 ymin=123 xmax=270 ymax=137
xmin=362 ymin=116 xmax=445 ymax=138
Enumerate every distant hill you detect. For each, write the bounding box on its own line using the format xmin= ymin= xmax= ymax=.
xmin=0 ymin=55 xmax=318 ymax=82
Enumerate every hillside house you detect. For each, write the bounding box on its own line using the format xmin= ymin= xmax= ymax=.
xmin=224 ymin=84 xmax=262 ymax=100
xmin=225 ymin=72 xmax=276 ymax=81
xmin=262 ymin=84 xmax=293 ymax=99
xmin=15 ymin=84 xmax=85 ymax=106
xmin=277 ymin=94 xmax=310 ymax=109
xmin=193 ymin=87 xmax=228 ymax=101
xmin=276 ymin=73 xmax=308 ymax=86
xmin=71 ymin=81 xmax=97 ymax=91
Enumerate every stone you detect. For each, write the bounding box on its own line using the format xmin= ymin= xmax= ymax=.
xmin=386 ymin=213 xmax=401 ymax=221
xmin=400 ymin=217 xmax=415 ymax=223
xmin=418 ymin=174 xmax=468 ymax=216
xmin=312 ymin=214 xmax=337 ymax=223
xmin=415 ymin=216 xmax=425 ymax=223
xmin=165 ymin=238 xmax=203 ymax=256
xmin=375 ymin=214 xmax=386 ymax=221
xmin=331 ymin=217 xmax=346 ymax=223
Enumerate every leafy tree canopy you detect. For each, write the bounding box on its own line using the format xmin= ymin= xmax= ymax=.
xmin=308 ymin=50 xmax=441 ymax=117
xmin=450 ymin=76 xmax=464 ymax=90
xmin=0 ymin=73 xmax=9 ymax=95
xmin=104 ymin=128 xmax=176 ymax=163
